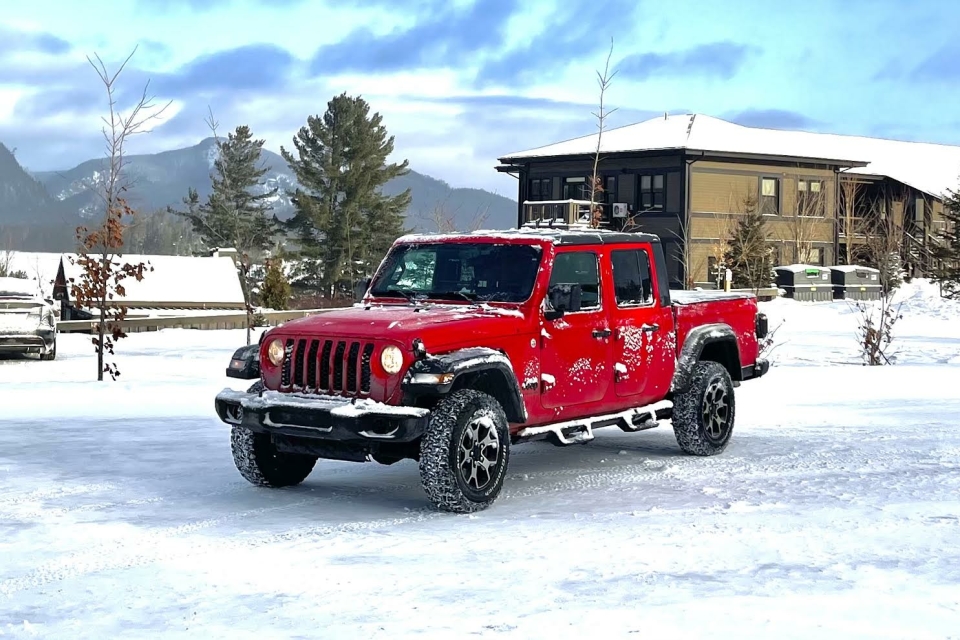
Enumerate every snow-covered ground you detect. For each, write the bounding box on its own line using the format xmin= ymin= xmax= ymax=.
xmin=1 ymin=280 xmax=959 ymax=638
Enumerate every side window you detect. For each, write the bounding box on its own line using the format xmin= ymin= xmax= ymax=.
xmin=549 ymin=251 xmax=601 ymax=310
xmin=611 ymin=248 xmax=654 ymax=306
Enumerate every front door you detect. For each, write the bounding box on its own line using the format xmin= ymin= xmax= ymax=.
xmin=610 ymin=246 xmax=674 ymax=403
xmin=539 ymin=249 xmax=612 ymax=409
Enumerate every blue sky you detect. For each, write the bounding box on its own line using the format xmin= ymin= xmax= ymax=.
xmin=0 ymin=0 xmax=958 ymax=196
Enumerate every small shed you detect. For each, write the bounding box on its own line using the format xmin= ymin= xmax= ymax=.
xmin=54 ymin=252 xmax=245 ymax=320
xmin=830 ymin=265 xmax=881 ymax=300
xmin=774 ymin=264 xmax=833 ymax=302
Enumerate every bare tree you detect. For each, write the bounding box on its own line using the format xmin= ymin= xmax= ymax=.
xmin=68 ymin=47 xmax=168 ymax=381
xmin=851 ymin=193 xmax=908 ymax=366
xmin=838 ymin=176 xmax=864 ymax=265
xmin=419 ymin=196 xmax=489 ymax=233
xmin=588 ymin=37 xmax=618 ymax=229
xmin=784 ymin=174 xmax=828 ymax=263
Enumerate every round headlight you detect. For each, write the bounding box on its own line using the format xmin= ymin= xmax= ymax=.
xmin=266 ymin=339 xmax=285 ymax=366
xmin=380 ymin=345 xmax=403 ymax=375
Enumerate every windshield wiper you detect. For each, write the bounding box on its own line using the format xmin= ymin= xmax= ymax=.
xmin=379 ymin=288 xmax=418 ymax=301
xmin=429 ymin=291 xmax=478 ymax=303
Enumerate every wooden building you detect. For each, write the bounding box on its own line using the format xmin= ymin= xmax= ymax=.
xmin=495 ymin=114 xmax=956 ymax=288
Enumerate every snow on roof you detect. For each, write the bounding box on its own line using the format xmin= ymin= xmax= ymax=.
xmin=831 ymin=265 xmax=878 ymax=273
xmin=0 ymin=251 xmax=62 ymax=297
xmin=59 ymin=253 xmax=245 ymax=307
xmin=775 ymin=264 xmax=827 ymax=273
xmin=0 ymin=276 xmax=41 ymax=298
xmin=499 ymin=113 xmax=960 ymax=199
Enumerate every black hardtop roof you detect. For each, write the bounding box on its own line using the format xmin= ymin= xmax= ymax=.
xmin=397 ymin=226 xmax=662 ymax=247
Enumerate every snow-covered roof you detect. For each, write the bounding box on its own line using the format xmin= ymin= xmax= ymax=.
xmin=59 ymin=253 xmax=245 ymax=308
xmin=0 ymin=276 xmax=41 ymax=298
xmin=775 ymin=264 xmax=829 ymax=273
xmin=499 ymin=113 xmax=960 ymax=200
xmin=0 ymin=251 xmax=62 ymax=298
xmin=831 ymin=265 xmax=879 ymax=273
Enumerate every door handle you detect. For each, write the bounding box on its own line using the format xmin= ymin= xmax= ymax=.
xmin=592 ymin=329 xmax=611 ymax=339
xmin=642 ymin=323 xmax=660 ymax=333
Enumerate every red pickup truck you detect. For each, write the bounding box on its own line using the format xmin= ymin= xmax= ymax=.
xmin=216 ymin=228 xmax=769 ymax=513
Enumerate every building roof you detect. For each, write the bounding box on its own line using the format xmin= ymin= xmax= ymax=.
xmin=498 ymin=113 xmax=960 ymax=200
xmin=58 ymin=253 xmax=245 ymax=308
xmin=0 ymin=251 xmax=63 ymax=298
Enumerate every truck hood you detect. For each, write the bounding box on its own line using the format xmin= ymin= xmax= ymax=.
xmin=274 ymin=302 xmax=527 ymax=346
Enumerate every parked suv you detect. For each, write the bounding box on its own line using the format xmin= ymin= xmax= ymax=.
xmin=216 ymin=228 xmax=769 ymax=513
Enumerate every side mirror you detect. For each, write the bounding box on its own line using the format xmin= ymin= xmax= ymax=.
xmin=353 ymin=277 xmax=372 ymax=301
xmin=544 ymin=283 xmax=582 ymax=321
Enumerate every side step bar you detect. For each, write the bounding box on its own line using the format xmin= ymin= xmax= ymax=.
xmin=515 ymin=400 xmax=674 ymax=446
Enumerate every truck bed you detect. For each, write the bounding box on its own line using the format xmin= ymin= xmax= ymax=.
xmin=669 ymin=289 xmax=761 ymax=371
xmin=670 ymin=289 xmax=757 ymax=305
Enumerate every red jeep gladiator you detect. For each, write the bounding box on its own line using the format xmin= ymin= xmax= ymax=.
xmin=216 ymin=228 xmax=769 ymax=513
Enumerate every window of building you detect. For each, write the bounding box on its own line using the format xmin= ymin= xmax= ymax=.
xmin=528 ymin=178 xmax=552 ymax=201
xmin=808 ymin=247 xmax=825 ymax=266
xmin=549 ymin=251 xmax=601 ymax=310
xmin=605 ymin=175 xmax=617 ymax=204
xmin=915 ymin=196 xmax=925 ymax=224
xmin=760 ymin=177 xmax=780 ymax=215
xmin=639 ymin=173 xmax=665 ymax=211
xmin=611 ymin=249 xmax=654 ymax=306
xmin=797 ymin=179 xmax=824 ymax=216
xmin=562 ymin=177 xmax=590 ymax=201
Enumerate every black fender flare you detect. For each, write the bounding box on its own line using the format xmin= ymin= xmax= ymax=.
xmin=402 ymin=347 xmax=528 ymax=423
xmin=226 ymin=343 xmax=261 ymax=380
xmin=670 ymin=323 xmax=742 ymax=394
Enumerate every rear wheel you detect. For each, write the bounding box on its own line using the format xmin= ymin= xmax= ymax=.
xmin=672 ymin=361 xmax=736 ymax=456
xmin=230 ymin=380 xmax=317 ymax=487
xmin=419 ymin=389 xmax=510 ymax=513
xmin=39 ymin=340 xmax=56 ymax=361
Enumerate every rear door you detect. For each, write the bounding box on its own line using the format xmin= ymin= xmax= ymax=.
xmin=539 ymin=248 xmax=612 ymax=409
xmin=609 ymin=244 xmax=674 ymax=403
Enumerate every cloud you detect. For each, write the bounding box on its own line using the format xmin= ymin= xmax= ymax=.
xmin=725 ymin=108 xmax=822 ymax=131
xmin=0 ymin=26 xmax=71 ymax=57
xmin=617 ymin=42 xmax=757 ymax=81
xmin=909 ymin=44 xmax=960 ymax=82
xmin=136 ymin=0 xmax=305 ymax=11
xmin=474 ymin=0 xmax=641 ymax=88
xmin=159 ymin=44 xmax=298 ymax=94
xmin=309 ymin=0 xmax=518 ymax=76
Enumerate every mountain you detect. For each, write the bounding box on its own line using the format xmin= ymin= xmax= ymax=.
xmin=29 ymin=138 xmax=518 ymax=233
xmin=0 ymin=143 xmax=69 ymax=224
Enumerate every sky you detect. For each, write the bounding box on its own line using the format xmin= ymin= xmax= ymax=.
xmin=0 ymin=0 xmax=958 ymax=197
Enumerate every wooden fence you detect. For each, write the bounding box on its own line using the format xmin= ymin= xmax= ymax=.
xmin=56 ymin=308 xmax=347 ymax=333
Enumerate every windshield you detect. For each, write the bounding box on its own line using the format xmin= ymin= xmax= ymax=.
xmin=369 ymin=242 xmax=543 ymax=303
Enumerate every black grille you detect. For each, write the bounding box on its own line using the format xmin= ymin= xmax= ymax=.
xmin=280 ymin=337 xmax=377 ymax=396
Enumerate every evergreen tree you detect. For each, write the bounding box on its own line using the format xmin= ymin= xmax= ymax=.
xmin=170 ymin=125 xmax=278 ymax=344
xmin=933 ymin=182 xmax=960 ymax=299
xmin=260 ymin=257 xmax=291 ymax=310
xmin=281 ymin=93 xmax=411 ymax=297
xmin=724 ymin=194 xmax=774 ymax=291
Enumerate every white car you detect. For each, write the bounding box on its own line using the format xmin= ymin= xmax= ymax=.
xmin=0 ymin=277 xmax=57 ymax=361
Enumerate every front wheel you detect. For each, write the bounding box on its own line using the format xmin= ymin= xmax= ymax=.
xmin=672 ymin=361 xmax=736 ymax=456
xmin=419 ymin=389 xmax=511 ymax=514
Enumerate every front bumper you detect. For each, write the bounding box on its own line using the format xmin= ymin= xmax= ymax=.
xmin=214 ymin=387 xmax=431 ymax=443
xmin=0 ymin=329 xmax=55 ymax=354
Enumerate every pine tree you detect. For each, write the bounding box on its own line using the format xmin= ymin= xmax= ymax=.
xmin=170 ymin=124 xmax=278 ymax=344
xmin=281 ymin=93 xmax=411 ymax=298
xmin=933 ymin=182 xmax=960 ymax=299
xmin=724 ymin=194 xmax=773 ymax=291
xmin=260 ymin=257 xmax=291 ymax=310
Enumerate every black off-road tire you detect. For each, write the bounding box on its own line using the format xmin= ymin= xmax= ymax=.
xmin=419 ymin=389 xmax=511 ymax=514
xmin=230 ymin=380 xmax=317 ymax=487
xmin=672 ymin=361 xmax=736 ymax=456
